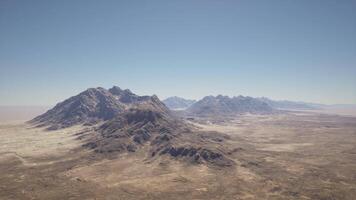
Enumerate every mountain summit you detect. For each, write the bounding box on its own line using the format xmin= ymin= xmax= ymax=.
xmin=30 ymin=86 xmax=169 ymax=130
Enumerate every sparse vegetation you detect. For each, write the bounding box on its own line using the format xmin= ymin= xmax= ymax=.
xmin=1 ymin=97 xmax=356 ymax=199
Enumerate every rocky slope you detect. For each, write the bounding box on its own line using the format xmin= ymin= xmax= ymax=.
xmin=187 ymin=95 xmax=274 ymax=116
xmin=30 ymin=87 xmax=124 ymax=129
xmin=30 ymin=86 xmax=170 ymax=129
xmin=163 ymin=96 xmax=196 ymax=110
xmin=83 ymin=108 xmax=233 ymax=166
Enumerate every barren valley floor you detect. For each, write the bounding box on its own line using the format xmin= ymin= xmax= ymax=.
xmin=1 ymin=111 xmax=356 ymax=200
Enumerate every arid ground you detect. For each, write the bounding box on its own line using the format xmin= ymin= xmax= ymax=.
xmin=1 ymin=110 xmax=356 ymax=200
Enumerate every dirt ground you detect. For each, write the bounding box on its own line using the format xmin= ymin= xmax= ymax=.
xmin=1 ymin=111 xmax=356 ymax=200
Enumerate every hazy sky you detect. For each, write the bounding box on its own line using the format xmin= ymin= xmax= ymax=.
xmin=1 ymin=0 xmax=355 ymax=106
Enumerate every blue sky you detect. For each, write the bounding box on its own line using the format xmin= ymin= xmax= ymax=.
xmin=0 ymin=0 xmax=355 ymax=105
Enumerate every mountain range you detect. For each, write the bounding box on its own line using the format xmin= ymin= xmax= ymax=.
xmin=163 ymin=96 xmax=323 ymax=113
xmin=257 ymin=97 xmax=320 ymax=110
xmin=163 ymin=96 xmax=196 ymax=110
xmin=186 ymin=95 xmax=274 ymax=116
xmin=31 ymin=87 xmax=340 ymax=167
xmin=30 ymin=86 xmax=234 ymax=167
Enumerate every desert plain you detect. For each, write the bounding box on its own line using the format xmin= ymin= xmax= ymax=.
xmin=0 ymin=109 xmax=356 ymax=200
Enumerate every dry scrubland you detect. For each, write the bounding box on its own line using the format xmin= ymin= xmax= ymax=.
xmin=1 ymin=111 xmax=356 ymax=200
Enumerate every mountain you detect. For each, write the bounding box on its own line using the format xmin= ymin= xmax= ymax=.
xmin=30 ymin=86 xmax=170 ymax=130
xmin=163 ymin=96 xmax=196 ymax=110
xmin=30 ymin=87 xmax=124 ymax=129
xmin=31 ymin=86 xmax=234 ymax=167
xmin=258 ymin=97 xmax=320 ymax=110
xmin=187 ymin=95 xmax=274 ymax=116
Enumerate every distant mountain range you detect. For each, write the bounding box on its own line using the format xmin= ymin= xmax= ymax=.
xmin=163 ymin=96 xmax=196 ymax=110
xmin=163 ymin=96 xmax=327 ymax=115
xmin=257 ymin=97 xmax=321 ymax=110
xmin=186 ymin=95 xmax=274 ymax=116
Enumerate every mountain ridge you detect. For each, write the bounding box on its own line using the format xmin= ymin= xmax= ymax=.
xmin=186 ymin=95 xmax=274 ymax=116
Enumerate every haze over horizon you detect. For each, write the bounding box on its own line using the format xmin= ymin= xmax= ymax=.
xmin=1 ymin=0 xmax=356 ymax=106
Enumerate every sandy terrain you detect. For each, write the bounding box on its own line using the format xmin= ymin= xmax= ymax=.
xmin=0 ymin=106 xmax=49 ymax=122
xmin=1 ymin=111 xmax=356 ymax=199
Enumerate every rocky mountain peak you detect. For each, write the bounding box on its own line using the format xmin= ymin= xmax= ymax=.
xmin=108 ymin=86 xmax=124 ymax=95
xmin=30 ymin=86 xmax=170 ymax=130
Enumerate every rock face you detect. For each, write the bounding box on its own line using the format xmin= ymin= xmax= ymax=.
xmin=31 ymin=86 xmax=234 ymax=167
xmin=163 ymin=96 xmax=196 ymax=110
xmin=187 ymin=95 xmax=274 ymax=116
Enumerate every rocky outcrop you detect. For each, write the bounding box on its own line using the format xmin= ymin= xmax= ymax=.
xmin=158 ymin=146 xmax=234 ymax=167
